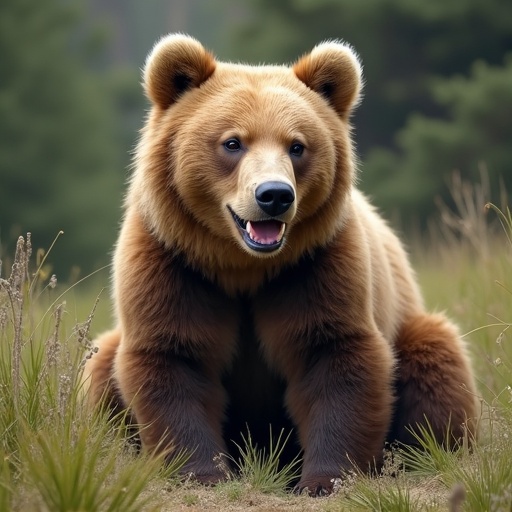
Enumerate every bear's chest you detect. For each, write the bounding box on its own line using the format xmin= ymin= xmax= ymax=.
xmin=223 ymin=300 xmax=285 ymax=418
xmin=222 ymin=301 xmax=295 ymax=456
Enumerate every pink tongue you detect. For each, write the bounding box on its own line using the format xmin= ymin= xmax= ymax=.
xmin=248 ymin=220 xmax=283 ymax=244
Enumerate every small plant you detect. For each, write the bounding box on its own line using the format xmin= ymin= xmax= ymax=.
xmin=182 ymin=492 xmax=200 ymax=506
xmin=397 ymin=421 xmax=469 ymax=484
xmin=346 ymin=481 xmax=418 ymax=512
xmin=19 ymin=410 xmax=171 ymax=512
xmin=230 ymin=427 xmax=302 ymax=494
xmin=216 ymin=479 xmax=246 ymax=502
xmin=449 ymin=444 xmax=512 ymax=511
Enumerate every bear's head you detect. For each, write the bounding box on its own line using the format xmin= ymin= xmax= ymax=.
xmin=131 ymin=34 xmax=362 ymax=291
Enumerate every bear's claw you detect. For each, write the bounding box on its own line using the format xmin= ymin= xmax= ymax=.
xmin=294 ymin=476 xmax=334 ymax=497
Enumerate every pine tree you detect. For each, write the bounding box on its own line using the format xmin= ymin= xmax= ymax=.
xmin=0 ymin=0 xmax=127 ymax=275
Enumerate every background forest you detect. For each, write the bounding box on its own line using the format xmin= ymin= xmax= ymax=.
xmin=1 ymin=0 xmax=511 ymax=274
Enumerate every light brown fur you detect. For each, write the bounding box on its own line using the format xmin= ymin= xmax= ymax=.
xmin=84 ymin=35 xmax=478 ymax=495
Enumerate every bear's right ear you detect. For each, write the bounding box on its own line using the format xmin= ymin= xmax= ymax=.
xmin=143 ymin=34 xmax=216 ymax=109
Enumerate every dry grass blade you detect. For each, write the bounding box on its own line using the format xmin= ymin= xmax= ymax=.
xmin=434 ymin=167 xmax=492 ymax=258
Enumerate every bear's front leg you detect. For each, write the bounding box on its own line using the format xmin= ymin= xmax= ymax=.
xmin=286 ymin=331 xmax=394 ymax=496
xmin=115 ymin=346 xmax=228 ymax=484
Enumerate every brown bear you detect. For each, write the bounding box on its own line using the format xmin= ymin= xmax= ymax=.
xmin=84 ymin=34 xmax=478 ymax=495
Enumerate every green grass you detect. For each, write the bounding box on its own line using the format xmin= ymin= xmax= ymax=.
xmin=0 ymin=235 xmax=185 ymax=511
xmin=346 ymin=481 xmax=421 ymax=512
xmin=413 ymin=198 xmax=512 ymax=406
xmin=229 ymin=427 xmax=302 ymax=494
xmin=1 ymin=183 xmax=512 ymax=510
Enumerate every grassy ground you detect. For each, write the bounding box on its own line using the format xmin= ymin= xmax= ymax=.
xmin=1 ymin=195 xmax=511 ymax=511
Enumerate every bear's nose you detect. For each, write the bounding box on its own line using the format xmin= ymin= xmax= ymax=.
xmin=255 ymin=181 xmax=295 ymax=217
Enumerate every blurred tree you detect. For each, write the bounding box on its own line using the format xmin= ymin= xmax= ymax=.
xmin=222 ymin=0 xmax=512 ymax=224
xmin=362 ymin=55 xmax=512 ymax=221
xmin=0 ymin=0 xmax=138 ymax=276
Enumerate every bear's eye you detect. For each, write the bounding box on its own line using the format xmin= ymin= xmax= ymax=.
xmin=289 ymin=142 xmax=305 ymax=157
xmin=224 ymin=138 xmax=242 ymax=152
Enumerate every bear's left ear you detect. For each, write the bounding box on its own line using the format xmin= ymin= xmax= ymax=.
xmin=143 ymin=34 xmax=216 ymax=109
xmin=293 ymin=41 xmax=363 ymax=118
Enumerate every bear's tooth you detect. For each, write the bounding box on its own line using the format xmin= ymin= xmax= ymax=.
xmin=278 ymin=223 xmax=286 ymax=241
xmin=246 ymin=221 xmax=257 ymax=242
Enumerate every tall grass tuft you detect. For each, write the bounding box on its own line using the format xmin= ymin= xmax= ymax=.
xmin=229 ymin=427 xmax=302 ymax=494
xmin=346 ymin=482 xmax=419 ymax=512
xmin=398 ymin=422 xmax=469 ymax=482
xmin=0 ymin=234 xmax=186 ymax=510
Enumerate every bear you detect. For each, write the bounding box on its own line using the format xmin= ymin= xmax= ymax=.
xmin=83 ymin=34 xmax=478 ymax=495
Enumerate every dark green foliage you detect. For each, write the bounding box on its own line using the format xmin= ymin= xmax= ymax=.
xmin=0 ymin=0 xmax=140 ymax=275
xmin=363 ymin=55 xmax=512 ymax=222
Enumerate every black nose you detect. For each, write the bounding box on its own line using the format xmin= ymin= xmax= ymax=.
xmin=255 ymin=181 xmax=295 ymax=217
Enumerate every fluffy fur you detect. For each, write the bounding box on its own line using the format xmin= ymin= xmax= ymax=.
xmin=84 ymin=34 xmax=478 ymax=495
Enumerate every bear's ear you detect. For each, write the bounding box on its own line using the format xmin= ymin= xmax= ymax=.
xmin=143 ymin=34 xmax=216 ymax=109
xmin=293 ymin=41 xmax=363 ymax=118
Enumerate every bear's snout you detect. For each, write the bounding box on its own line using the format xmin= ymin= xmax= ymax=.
xmin=255 ymin=181 xmax=295 ymax=217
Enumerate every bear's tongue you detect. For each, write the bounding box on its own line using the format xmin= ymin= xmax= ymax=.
xmin=246 ymin=220 xmax=285 ymax=245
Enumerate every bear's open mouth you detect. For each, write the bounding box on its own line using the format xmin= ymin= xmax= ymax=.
xmin=228 ymin=206 xmax=286 ymax=253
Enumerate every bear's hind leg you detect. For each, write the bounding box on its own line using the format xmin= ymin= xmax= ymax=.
xmin=83 ymin=329 xmax=125 ymax=414
xmin=389 ymin=313 xmax=479 ymax=448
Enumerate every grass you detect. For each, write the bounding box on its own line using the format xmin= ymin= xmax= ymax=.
xmin=0 ymin=235 xmax=185 ymax=511
xmin=2 ymin=176 xmax=512 ymax=511
xmin=229 ymin=427 xmax=302 ymax=494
